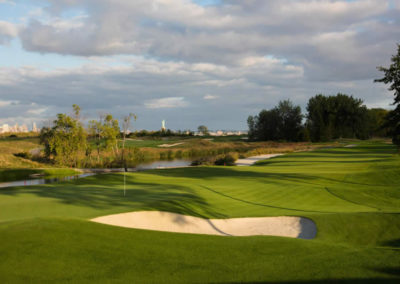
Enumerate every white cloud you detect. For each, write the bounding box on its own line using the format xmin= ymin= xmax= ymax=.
xmin=144 ymin=97 xmax=188 ymax=109
xmin=203 ymin=94 xmax=218 ymax=100
xmin=0 ymin=0 xmax=15 ymax=5
xmin=16 ymin=0 xmax=399 ymax=82
xmin=0 ymin=100 xmax=18 ymax=107
xmin=0 ymin=21 xmax=17 ymax=44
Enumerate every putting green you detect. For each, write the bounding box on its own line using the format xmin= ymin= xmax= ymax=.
xmin=0 ymin=141 xmax=399 ymax=283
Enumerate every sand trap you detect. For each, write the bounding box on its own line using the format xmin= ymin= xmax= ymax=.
xmin=344 ymin=144 xmax=357 ymax=148
xmin=91 ymin=211 xmax=317 ymax=239
xmin=158 ymin=142 xmax=184 ymax=148
xmin=235 ymin=154 xmax=283 ymax=166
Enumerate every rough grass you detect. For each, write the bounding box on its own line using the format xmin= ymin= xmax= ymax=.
xmin=0 ymin=141 xmax=399 ymax=282
xmin=0 ymin=137 xmax=45 ymax=168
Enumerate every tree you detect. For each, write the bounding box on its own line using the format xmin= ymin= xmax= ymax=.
xmin=88 ymin=114 xmax=120 ymax=162
xmin=367 ymin=108 xmax=390 ymax=137
xmin=276 ymin=100 xmax=303 ymax=141
xmin=247 ymin=100 xmax=303 ymax=141
xmin=40 ymin=105 xmax=87 ymax=166
xmin=197 ymin=125 xmax=209 ymax=136
xmin=102 ymin=114 xmax=120 ymax=155
xmin=306 ymin=94 xmax=369 ymax=142
xmin=121 ymin=113 xmax=137 ymax=171
xmin=375 ymin=44 xmax=400 ymax=145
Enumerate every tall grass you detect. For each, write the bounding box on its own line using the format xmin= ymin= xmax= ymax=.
xmin=79 ymin=140 xmax=328 ymax=168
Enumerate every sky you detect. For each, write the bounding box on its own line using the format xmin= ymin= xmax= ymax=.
xmin=0 ymin=0 xmax=399 ymax=131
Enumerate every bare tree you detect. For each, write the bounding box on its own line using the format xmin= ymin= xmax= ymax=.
xmin=121 ymin=113 xmax=137 ymax=172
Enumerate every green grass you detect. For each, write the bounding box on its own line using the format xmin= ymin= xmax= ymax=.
xmin=0 ymin=168 xmax=80 ymax=183
xmin=0 ymin=141 xmax=399 ymax=283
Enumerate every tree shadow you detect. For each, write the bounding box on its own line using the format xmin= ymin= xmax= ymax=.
xmin=218 ymin=279 xmax=400 ymax=284
xmin=199 ymin=185 xmax=328 ymax=213
xmin=141 ymin=166 xmax=316 ymax=182
xmin=381 ymin=238 xmax=400 ymax=248
xmin=0 ymin=174 xmax=225 ymax=219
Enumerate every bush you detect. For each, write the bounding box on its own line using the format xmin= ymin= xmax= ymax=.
xmin=13 ymin=151 xmax=32 ymax=159
xmin=190 ymin=156 xmax=216 ymax=166
xmin=214 ymin=153 xmax=238 ymax=166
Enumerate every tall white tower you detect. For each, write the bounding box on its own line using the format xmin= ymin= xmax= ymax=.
xmin=161 ymin=120 xmax=166 ymax=131
xmin=32 ymin=122 xmax=38 ymax=132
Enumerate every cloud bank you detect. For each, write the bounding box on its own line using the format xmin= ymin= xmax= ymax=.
xmin=0 ymin=0 xmax=399 ymax=129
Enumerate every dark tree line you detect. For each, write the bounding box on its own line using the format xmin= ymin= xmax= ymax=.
xmin=248 ymin=94 xmax=391 ymax=142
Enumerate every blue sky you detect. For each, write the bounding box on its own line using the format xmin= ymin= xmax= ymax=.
xmin=0 ymin=0 xmax=399 ymax=130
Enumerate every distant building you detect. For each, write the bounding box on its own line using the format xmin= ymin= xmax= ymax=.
xmin=197 ymin=130 xmax=248 ymax=136
xmin=0 ymin=124 xmax=9 ymax=133
xmin=161 ymin=120 xmax=166 ymax=131
xmin=32 ymin=122 xmax=39 ymax=133
xmin=0 ymin=122 xmax=39 ymax=134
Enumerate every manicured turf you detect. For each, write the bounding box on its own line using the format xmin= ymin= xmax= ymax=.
xmin=0 ymin=141 xmax=399 ymax=283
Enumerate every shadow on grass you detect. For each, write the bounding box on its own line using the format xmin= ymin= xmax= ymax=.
xmin=0 ymin=174 xmax=225 ymax=218
xmin=381 ymin=238 xmax=400 ymax=248
xmin=199 ymin=185 xmax=327 ymax=213
xmin=143 ymin=166 xmax=316 ymax=182
xmin=219 ymin=279 xmax=400 ymax=284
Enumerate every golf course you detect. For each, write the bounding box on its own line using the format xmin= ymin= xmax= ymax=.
xmin=0 ymin=140 xmax=399 ymax=283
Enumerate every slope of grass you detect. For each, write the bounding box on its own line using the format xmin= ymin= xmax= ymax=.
xmin=0 ymin=137 xmax=45 ymax=168
xmin=0 ymin=141 xmax=399 ymax=282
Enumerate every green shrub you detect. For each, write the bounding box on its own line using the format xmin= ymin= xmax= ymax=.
xmin=214 ymin=153 xmax=237 ymax=166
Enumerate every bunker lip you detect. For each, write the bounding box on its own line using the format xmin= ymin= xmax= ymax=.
xmin=91 ymin=211 xmax=317 ymax=239
xmin=235 ymin=154 xmax=283 ymax=166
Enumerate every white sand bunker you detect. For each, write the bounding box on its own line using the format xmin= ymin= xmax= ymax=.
xmin=344 ymin=144 xmax=357 ymax=148
xmin=158 ymin=142 xmax=184 ymax=148
xmin=235 ymin=154 xmax=283 ymax=166
xmin=91 ymin=211 xmax=317 ymax=239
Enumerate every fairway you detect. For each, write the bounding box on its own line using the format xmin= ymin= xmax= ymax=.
xmin=0 ymin=141 xmax=399 ymax=283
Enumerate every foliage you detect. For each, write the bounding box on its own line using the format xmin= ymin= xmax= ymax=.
xmin=214 ymin=153 xmax=238 ymax=166
xmin=306 ymin=93 xmax=369 ymax=142
xmin=367 ymin=108 xmax=391 ymax=137
xmin=375 ymin=44 xmax=400 ymax=145
xmin=197 ymin=125 xmax=209 ymax=135
xmin=248 ymin=100 xmax=303 ymax=141
xmin=121 ymin=113 xmax=137 ymax=171
xmin=88 ymin=114 xmax=120 ymax=160
xmin=40 ymin=106 xmax=87 ymax=166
